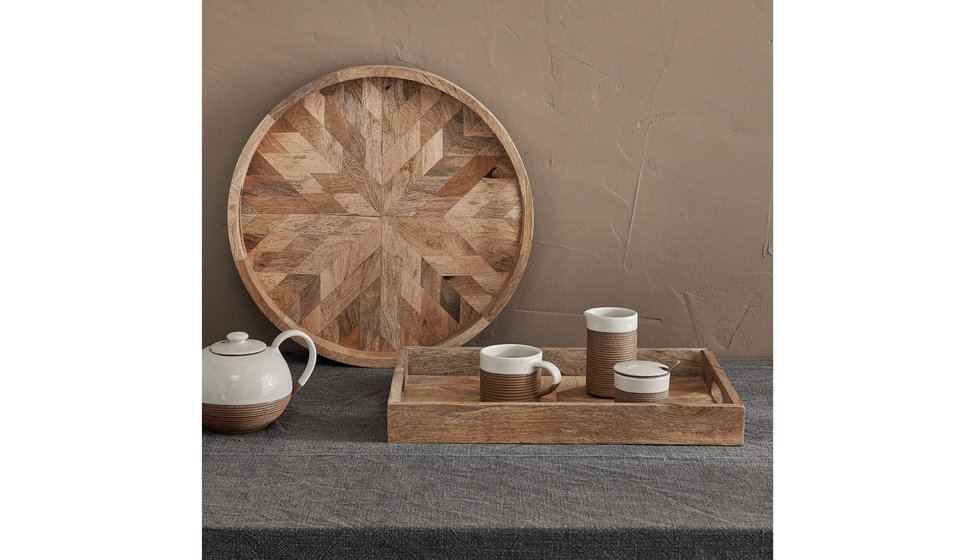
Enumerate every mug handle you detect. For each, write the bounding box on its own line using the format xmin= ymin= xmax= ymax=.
xmin=532 ymin=361 xmax=562 ymax=398
xmin=272 ymin=329 xmax=317 ymax=397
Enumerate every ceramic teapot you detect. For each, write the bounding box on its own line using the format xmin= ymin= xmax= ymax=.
xmin=202 ymin=330 xmax=316 ymax=433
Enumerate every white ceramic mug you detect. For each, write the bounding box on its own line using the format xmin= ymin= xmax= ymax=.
xmin=479 ymin=344 xmax=562 ymax=401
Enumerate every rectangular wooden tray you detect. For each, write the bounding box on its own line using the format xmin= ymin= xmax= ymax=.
xmin=387 ymin=347 xmax=744 ymax=445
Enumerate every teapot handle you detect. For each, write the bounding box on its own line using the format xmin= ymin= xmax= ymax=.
xmin=271 ymin=329 xmax=317 ymax=397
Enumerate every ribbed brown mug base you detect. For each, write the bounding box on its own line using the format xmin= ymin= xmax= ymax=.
xmin=480 ymin=369 xmax=553 ymax=402
xmin=614 ymin=388 xmax=668 ymax=403
xmin=586 ymin=329 xmax=637 ymax=398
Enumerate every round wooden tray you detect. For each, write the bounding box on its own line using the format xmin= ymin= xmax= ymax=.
xmin=228 ymin=66 xmax=532 ymax=367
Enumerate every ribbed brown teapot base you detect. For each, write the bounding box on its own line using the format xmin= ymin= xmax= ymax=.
xmin=586 ymin=329 xmax=637 ymax=398
xmin=202 ymin=395 xmax=291 ymax=434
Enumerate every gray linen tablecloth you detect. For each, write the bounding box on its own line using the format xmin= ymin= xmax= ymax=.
xmin=203 ymin=356 xmax=773 ymax=559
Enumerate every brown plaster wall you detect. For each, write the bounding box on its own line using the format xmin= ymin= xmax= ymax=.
xmin=203 ymin=0 xmax=772 ymax=358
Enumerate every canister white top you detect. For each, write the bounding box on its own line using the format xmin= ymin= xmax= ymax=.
xmin=584 ymin=307 xmax=638 ymax=333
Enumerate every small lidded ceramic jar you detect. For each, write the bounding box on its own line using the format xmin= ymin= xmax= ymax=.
xmin=613 ymin=361 xmax=670 ymax=403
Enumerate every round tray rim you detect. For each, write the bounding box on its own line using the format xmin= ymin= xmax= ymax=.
xmin=227 ymin=65 xmax=534 ymax=367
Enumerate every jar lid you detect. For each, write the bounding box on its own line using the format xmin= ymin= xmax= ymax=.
xmin=613 ymin=360 xmax=669 ymax=378
xmin=209 ymin=331 xmax=266 ymax=356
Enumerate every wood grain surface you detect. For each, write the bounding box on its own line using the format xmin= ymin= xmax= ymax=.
xmin=388 ymin=347 xmax=745 ymax=445
xmin=229 ymin=66 xmax=532 ymax=367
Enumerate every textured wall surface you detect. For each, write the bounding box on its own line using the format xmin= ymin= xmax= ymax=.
xmin=203 ymin=0 xmax=772 ymax=358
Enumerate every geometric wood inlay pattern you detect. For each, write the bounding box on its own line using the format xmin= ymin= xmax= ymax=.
xmin=228 ymin=66 xmax=533 ymax=367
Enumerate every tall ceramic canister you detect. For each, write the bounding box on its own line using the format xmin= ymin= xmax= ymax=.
xmin=584 ymin=307 xmax=638 ymax=398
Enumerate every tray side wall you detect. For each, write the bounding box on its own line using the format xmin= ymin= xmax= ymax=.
xmin=388 ymin=349 xmax=408 ymax=406
xmin=700 ymin=349 xmax=744 ymax=406
xmin=388 ymin=402 xmax=744 ymax=445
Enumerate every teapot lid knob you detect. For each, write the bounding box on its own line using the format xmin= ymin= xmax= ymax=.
xmin=208 ymin=331 xmax=266 ymax=356
xmin=227 ymin=331 xmax=249 ymax=343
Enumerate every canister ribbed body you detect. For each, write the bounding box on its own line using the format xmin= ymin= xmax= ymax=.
xmin=586 ymin=329 xmax=637 ymax=398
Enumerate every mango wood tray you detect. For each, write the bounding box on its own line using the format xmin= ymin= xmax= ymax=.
xmin=228 ymin=65 xmax=532 ymax=367
xmin=387 ymin=347 xmax=745 ymax=445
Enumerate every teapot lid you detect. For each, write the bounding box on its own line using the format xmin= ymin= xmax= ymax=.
xmin=209 ymin=332 xmax=266 ymax=356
